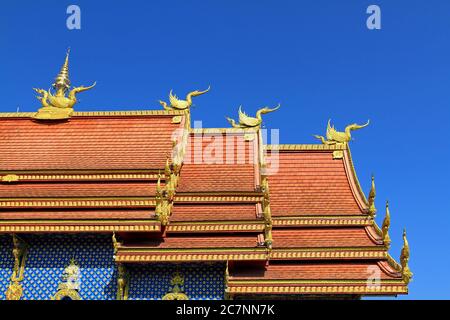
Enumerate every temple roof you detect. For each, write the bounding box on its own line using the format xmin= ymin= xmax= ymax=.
xmin=0 ymin=62 xmax=410 ymax=296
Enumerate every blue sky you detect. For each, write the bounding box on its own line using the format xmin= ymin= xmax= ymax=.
xmin=1 ymin=0 xmax=449 ymax=299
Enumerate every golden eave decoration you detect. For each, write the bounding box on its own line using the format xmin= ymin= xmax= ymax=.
xmin=33 ymin=49 xmax=96 ymax=120
xmin=315 ymin=119 xmax=369 ymax=145
xmin=400 ymin=229 xmax=413 ymax=284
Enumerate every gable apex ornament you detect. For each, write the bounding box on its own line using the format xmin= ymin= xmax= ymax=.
xmin=159 ymin=86 xmax=210 ymax=111
xmin=33 ymin=49 xmax=96 ymax=120
xmin=226 ymin=104 xmax=280 ymax=129
xmin=315 ymin=119 xmax=369 ymax=145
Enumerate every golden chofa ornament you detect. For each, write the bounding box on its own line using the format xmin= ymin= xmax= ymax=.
xmin=33 ymin=49 xmax=96 ymax=120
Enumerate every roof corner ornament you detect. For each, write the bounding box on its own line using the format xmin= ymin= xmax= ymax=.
xmin=226 ymin=104 xmax=280 ymax=129
xmin=314 ymin=119 xmax=369 ymax=145
xmin=159 ymin=86 xmax=210 ymax=111
xmin=400 ymin=229 xmax=413 ymax=284
xmin=33 ymin=49 xmax=96 ymax=120
xmin=382 ymin=200 xmax=391 ymax=248
xmin=367 ymin=175 xmax=377 ymax=217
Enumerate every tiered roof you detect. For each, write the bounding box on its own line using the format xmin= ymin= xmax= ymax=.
xmin=0 ymin=52 xmax=411 ymax=298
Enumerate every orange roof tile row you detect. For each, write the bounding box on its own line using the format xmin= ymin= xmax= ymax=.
xmin=268 ymin=151 xmax=364 ymax=216
xmin=229 ymin=262 xmax=400 ymax=280
xmin=272 ymin=228 xmax=379 ymax=248
xmin=177 ymin=134 xmax=257 ymax=193
xmin=0 ymin=182 xmax=158 ymax=198
xmin=170 ymin=204 xmax=258 ymax=221
xmin=0 ymin=209 xmax=155 ymax=220
xmin=0 ymin=116 xmax=182 ymax=171
xmin=122 ymin=234 xmax=263 ymax=249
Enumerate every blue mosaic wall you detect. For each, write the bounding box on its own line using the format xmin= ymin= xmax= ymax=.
xmin=0 ymin=234 xmax=225 ymax=300
xmin=20 ymin=234 xmax=117 ymax=300
xmin=128 ymin=263 xmax=225 ymax=300
xmin=0 ymin=235 xmax=14 ymax=300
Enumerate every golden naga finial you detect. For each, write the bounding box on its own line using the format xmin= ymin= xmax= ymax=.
xmin=367 ymin=175 xmax=377 ymax=217
xmin=382 ymin=200 xmax=391 ymax=248
xmin=400 ymin=229 xmax=413 ymax=284
xmin=226 ymin=104 xmax=280 ymax=129
xmin=314 ymin=119 xmax=369 ymax=145
xmin=159 ymin=86 xmax=210 ymax=111
xmin=33 ymin=49 xmax=96 ymax=120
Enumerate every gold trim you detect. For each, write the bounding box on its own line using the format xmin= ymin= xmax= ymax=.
xmin=271 ymin=249 xmax=386 ymax=260
xmin=0 ymin=225 xmax=160 ymax=233
xmin=272 ymin=217 xmax=371 ymax=227
xmin=0 ymin=110 xmax=185 ymax=118
xmin=227 ymin=285 xmax=407 ymax=295
xmin=0 ymin=199 xmax=155 ymax=208
xmin=116 ymin=253 xmax=267 ymax=262
xmin=175 ymin=196 xmax=263 ymax=203
xmin=0 ymin=173 xmax=160 ymax=182
xmin=167 ymin=223 xmax=264 ymax=232
xmin=265 ymin=144 xmax=347 ymax=151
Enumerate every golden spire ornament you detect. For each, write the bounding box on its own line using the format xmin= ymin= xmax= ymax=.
xmin=367 ymin=175 xmax=377 ymax=217
xmin=381 ymin=200 xmax=391 ymax=248
xmin=33 ymin=49 xmax=96 ymax=120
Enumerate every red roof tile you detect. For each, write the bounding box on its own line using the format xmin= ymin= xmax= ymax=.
xmin=0 ymin=182 xmax=157 ymax=198
xmin=272 ymin=228 xmax=378 ymax=248
xmin=171 ymin=204 xmax=258 ymax=221
xmin=0 ymin=209 xmax=154 ymax=220
xmin=229 ymin=262 xmax=400 ymax=280
xmin=0 ymin=116 xmax=181 ymax=171
xmin=124 ymin=234 xmax=262 ymax=249
xmin=177 ymin=133 xmax=257 ymax=192
xmin=268 ymin=151 xmax=363 ymax=216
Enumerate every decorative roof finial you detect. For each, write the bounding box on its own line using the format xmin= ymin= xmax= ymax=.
xmin=53 ymin=48 xmax=71 ymax=93
xmin=226 ymin=104 xmax=280 ymax=129
xmin=314 ymin=119 xmax=369 ymax=145
xmin=159 ymin=86 xmax=210 ymax=111
xmin=33 ymin=49 xmax=96 ymax=120
xmin=400 ymin=229 xmax=413 ymax=284
xmin=367 ymin=175 xmax=377 ymax=217
xmin=382 ymin=200 xmax=391 ymax=248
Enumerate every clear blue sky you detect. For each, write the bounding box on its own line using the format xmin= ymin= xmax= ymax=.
xmin=1 ymin=0 xmax=449 ymax=299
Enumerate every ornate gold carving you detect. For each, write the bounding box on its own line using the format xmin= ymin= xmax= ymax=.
xmin=33 ymin=49 xmax=96 ymax=120
xmin=172 ymin=115 xmax=183 ymax=124
xmin=116 ymin=263 xmax=129 ymax=300
xmin=226 ymin=104 xmax=280 ymax=129
xmin=367 ymin=175 xmax=376 ymax=217
xmin=261 ymin=175 xmax=273 ymax=249
xmin=382 ymin=201 xmax=391 ymax=248
xmin=5 ymin=234 xmax=28 ymax=300
xmin=315 ymin=119 xmax=369 ymax=145
xmin=0 ymin=199 xmax=156 ymax=208
xmin=159 ymin=87 xmax=210 ymax=111
xmin=332 ymin=150 xmax=344 ymax=159
xmin=400 ymin=229 xmax=413 ymax=284
xmin=167 ymin=222 xmax=265 ymax=233
xmin=162 ymin=272 xmax=189 ymax=300
xmin=1 ymin=174 xmax=19 ymax=183
xmin=52 ymin=259 xmax=82 ymax=300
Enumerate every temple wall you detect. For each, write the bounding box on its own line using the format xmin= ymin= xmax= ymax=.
xmin=0 ymin=234 xmax=225 ymax=300
xmin=128 ymin=263 xmax=225 ymax=300
xmin=0 ymin=235 xmax=14 ymax=300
